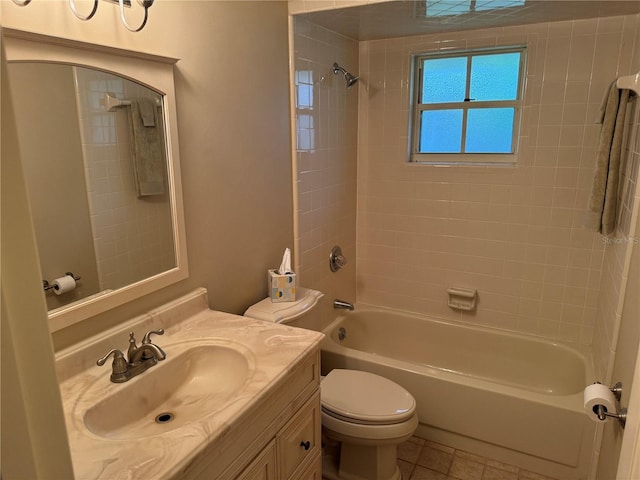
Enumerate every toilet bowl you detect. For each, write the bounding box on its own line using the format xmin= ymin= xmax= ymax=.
xmin=244 ymin=289 xmax=418 ymax=480
xmin=321 ymin=369 xmax=418 ymax=480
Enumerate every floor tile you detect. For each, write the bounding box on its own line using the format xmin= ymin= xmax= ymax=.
xmin=321 ymin=435 xmax=558 ymax=480
xmin=486 ymin=460 xmax=519 ymax=474
xmin=411 ymin=465 xmax=448 ymax=480
xmin=456 ymin=450 xmax=487 ymax=465
xmin=399 ymin=458 xmax=415 ymax=479
xmin=448 ymin=456 xmax=484 ymax=480
xmin=417 ymin=445 xmax=454 ymax=474
xmin=399 ymin=438 xmax=425 ymax=463
xmin=482 ymin=465 xmax=518 ymax=480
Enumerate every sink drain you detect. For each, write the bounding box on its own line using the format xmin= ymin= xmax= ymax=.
xmin=155 ymin=412 xmax=174 ymax=424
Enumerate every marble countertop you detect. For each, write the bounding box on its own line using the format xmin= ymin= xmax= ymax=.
xmin=55 ymin=289 xmax=323 ymax=480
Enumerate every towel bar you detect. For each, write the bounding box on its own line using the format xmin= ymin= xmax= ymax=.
xmin=617 ymin=72 xmax=640 ymax=95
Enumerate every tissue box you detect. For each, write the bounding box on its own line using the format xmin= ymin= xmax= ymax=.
xmin=268 ymin=269 xmax=296 ymax=302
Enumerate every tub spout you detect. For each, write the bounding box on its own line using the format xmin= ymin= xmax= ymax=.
xmin=334 ymin=299 xmax=354 ymax=310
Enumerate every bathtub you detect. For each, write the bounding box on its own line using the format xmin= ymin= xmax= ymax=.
xmin=321 ymin=307 xmax=596 ymax=480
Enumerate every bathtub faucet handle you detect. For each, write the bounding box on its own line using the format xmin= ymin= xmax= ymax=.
xmin=334 ymin=299 xmax=354 ymax=310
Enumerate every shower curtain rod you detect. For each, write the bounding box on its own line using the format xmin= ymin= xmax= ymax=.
xmin=617 ymin=72 xmax=640 ymax=95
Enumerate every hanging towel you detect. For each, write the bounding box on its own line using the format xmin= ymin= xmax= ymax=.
xmin=138 ymin=97 xmax=156 ymax=127
xmin=128 ymin=99 xmax=166 ymax=197
xmin=585 ymin=82 xmax=630 ymax=235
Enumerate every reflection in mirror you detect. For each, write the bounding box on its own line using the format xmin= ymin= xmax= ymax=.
xmin=4 ymin=29 xmax=187 ymax=332
xmin=9 ymin=63 xmax=176 ymax=313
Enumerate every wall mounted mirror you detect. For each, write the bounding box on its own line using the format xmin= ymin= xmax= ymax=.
xmin=3 ymin=28 xmax=188 ymax=332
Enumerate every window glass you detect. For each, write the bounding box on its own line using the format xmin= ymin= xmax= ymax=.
xmin=465 ymin=108 xmax=514 ymax=153
xmin=421 ymin=57 xmax=467 ymax=103
xmin=470 ymin=52 xmax=520 ymax=101
xmin=419 ymin=110 xmax=463 ymax=153
xmin=411 ymin=46 xmax=524 ymax=163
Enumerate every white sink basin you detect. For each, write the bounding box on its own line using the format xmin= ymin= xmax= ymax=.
xmin=82 ymin=342 xmax=254 ymax=440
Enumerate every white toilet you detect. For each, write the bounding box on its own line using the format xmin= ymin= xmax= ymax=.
xmin=244 ymin=288 xmax=419 ymax=480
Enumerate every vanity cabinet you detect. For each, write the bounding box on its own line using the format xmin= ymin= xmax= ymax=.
xmin=236 ymin=441 xmax=276 ymax=480
xmin=237 ymin=393 xmax=321 ymax=480
xmin=183 ymin=348 xmax=322 ymax=480
xmin=276 ymin=394 xmax=321 ymax=479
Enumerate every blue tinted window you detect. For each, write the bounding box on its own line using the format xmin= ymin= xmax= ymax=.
xmin=425 ymin=0 xmax=471 ymax=17
xmin=422 ymin=57 xmax=467 ymax=103
xmin=419 ymin=110 xmax=463 ymax=153
xmin=470 ymin=53 xmax=520 ymax=101
xmin=414 ymin=47 xmax=523 ymax=158
xmin=466 ymin=108 xmax=514 ymax=153
xmin=425 ymin=0 xmax=525 ymax=16
xmin=474 ymin=0 xmax=525 ymax=11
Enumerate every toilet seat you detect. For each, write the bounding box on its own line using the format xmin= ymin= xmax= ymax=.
xmin=322 ymin=408 xmax=419 ymax=442
xmin=321 ymin=369 xmax=416 ymax=425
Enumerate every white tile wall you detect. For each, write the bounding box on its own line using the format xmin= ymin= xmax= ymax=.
xmin=292 ymin=17 xmax=358 ymax=325
xmin=593 ymin=96 xmax=640 ymax=380
xmin=356 ymin=14 xmax=640 ymax=345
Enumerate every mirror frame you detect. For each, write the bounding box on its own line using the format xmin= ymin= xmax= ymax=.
xmin=3 ymin=28 xmax=189 ymax=332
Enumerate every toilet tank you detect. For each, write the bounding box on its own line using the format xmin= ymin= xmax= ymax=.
xmin=243 ymin=288 xmax=324 ymax=331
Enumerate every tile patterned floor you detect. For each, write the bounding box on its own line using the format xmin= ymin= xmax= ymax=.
xmin=396 ymin=437 xmax=560 ymax=480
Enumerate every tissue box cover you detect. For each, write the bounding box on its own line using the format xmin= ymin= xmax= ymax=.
xmin=268 ymin=269 xmax=296 ymax=302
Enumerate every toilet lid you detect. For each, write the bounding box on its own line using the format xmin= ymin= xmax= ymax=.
xmin=321 ymin=369 xmax=416 ymax=424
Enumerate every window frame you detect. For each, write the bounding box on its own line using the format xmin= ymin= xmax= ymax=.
xmin=409 ymin=46 xmax=527 ymax=165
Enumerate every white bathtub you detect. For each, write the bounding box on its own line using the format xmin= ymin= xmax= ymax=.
xmin=321 ymin=307 xmax=596 ymax=480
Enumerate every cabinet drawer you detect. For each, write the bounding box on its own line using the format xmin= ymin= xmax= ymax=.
xmin=292 ymin=455 xmax=322 ymax=480
xmin=236 ymin=440 xmax=276 ymax=480
xmin=277 ymin=393 xmax=321 ymax=479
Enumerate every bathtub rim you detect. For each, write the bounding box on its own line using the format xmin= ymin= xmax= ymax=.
xmin=321 ymin=303 xmax=595 ymax=410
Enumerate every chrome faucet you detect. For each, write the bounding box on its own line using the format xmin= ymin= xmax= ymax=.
xmin=334 ymin=299 xmax=354 ymax=310
xmin=97 ymin=329 xmax=166 ymax=383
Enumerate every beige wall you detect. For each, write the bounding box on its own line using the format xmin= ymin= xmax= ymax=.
xmin=1 ymin=1 xmax=294 ymax=349
xmin=356 ymin=14 xmax=639 ymax=345
xmin=1 ymin=46 xmax=75 ymax=479
xmin=8 ymin=62 xmax=101 ymax=310
xmin=292 ymin=16 xmax=358 ymax=330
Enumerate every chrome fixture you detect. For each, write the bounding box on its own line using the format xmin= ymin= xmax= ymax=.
xmin=595 ymin=405 xmax=627 ymax=428
xmin=338 ymin=327 xmax=347 ymax=341
xmin=10 ymin=0 xmax=154 ymax=32
xmin=334 ymin=299 xmax=354 ymax=311
xmin=69 ymin=0 xmax=99 ymax=21
xmin=333 ymin=62 xmax=359 ymax=89
xmin=43 ymin=272 xmax=81 ymax=292
xmin=593 ymin=381 xmax=627 ymax=428
xmin=329 ymin=245 xmax=347 ymax=272
xmin=97 ymin=329 xmax=166 ymax=383
xmin=119 ymin=0 xmax=154 ymax=32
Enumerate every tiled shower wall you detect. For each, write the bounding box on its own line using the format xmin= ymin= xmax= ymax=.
xmin=357 ymin=14 xmax=640 ymax=345
xmin=74 ymin=68 xmax=175 ymax=292
xmin=593 ymin=94 xmax=640 ymax=380
xmin=292 ymin=16 xmax=358 ymax=324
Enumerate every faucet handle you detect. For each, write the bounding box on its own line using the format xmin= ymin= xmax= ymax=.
xmin=96 ymin=349 xmax=127 ymax=374
xmin=142 ymin=328 xmax=165 ymax=344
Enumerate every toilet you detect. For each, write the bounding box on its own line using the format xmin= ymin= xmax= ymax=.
xmin=244 ymin=288 xmax=419 ymax=480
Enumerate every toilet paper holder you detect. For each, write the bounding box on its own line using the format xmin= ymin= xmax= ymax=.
xmin=43 ymin=272 xmax=81 ymax=292
xmin=595 ymin=382 xmax=626 ymax=427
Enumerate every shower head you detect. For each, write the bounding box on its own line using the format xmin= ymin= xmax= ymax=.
xmin=333 ymin=62 xmax=359 ymax=89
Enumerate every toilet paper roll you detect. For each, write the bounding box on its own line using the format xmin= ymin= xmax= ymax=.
xmin=584 ymin=383 xmax=616 ymax=422
xmin=53 ymin=275 xmax=76 ymax=295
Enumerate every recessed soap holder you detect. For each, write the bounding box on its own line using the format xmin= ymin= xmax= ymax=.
xmin=447 ymin=287 xmax=477 ymax=311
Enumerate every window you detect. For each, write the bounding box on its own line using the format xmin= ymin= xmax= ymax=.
xmin=424 ymin=0 xmax=526 ymax=18
xmin=410 ymin=47 xmax=525 ymax=164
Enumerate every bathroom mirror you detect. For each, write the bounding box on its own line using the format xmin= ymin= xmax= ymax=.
xmin=3 ymin=28 xmax=188 ymax=332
